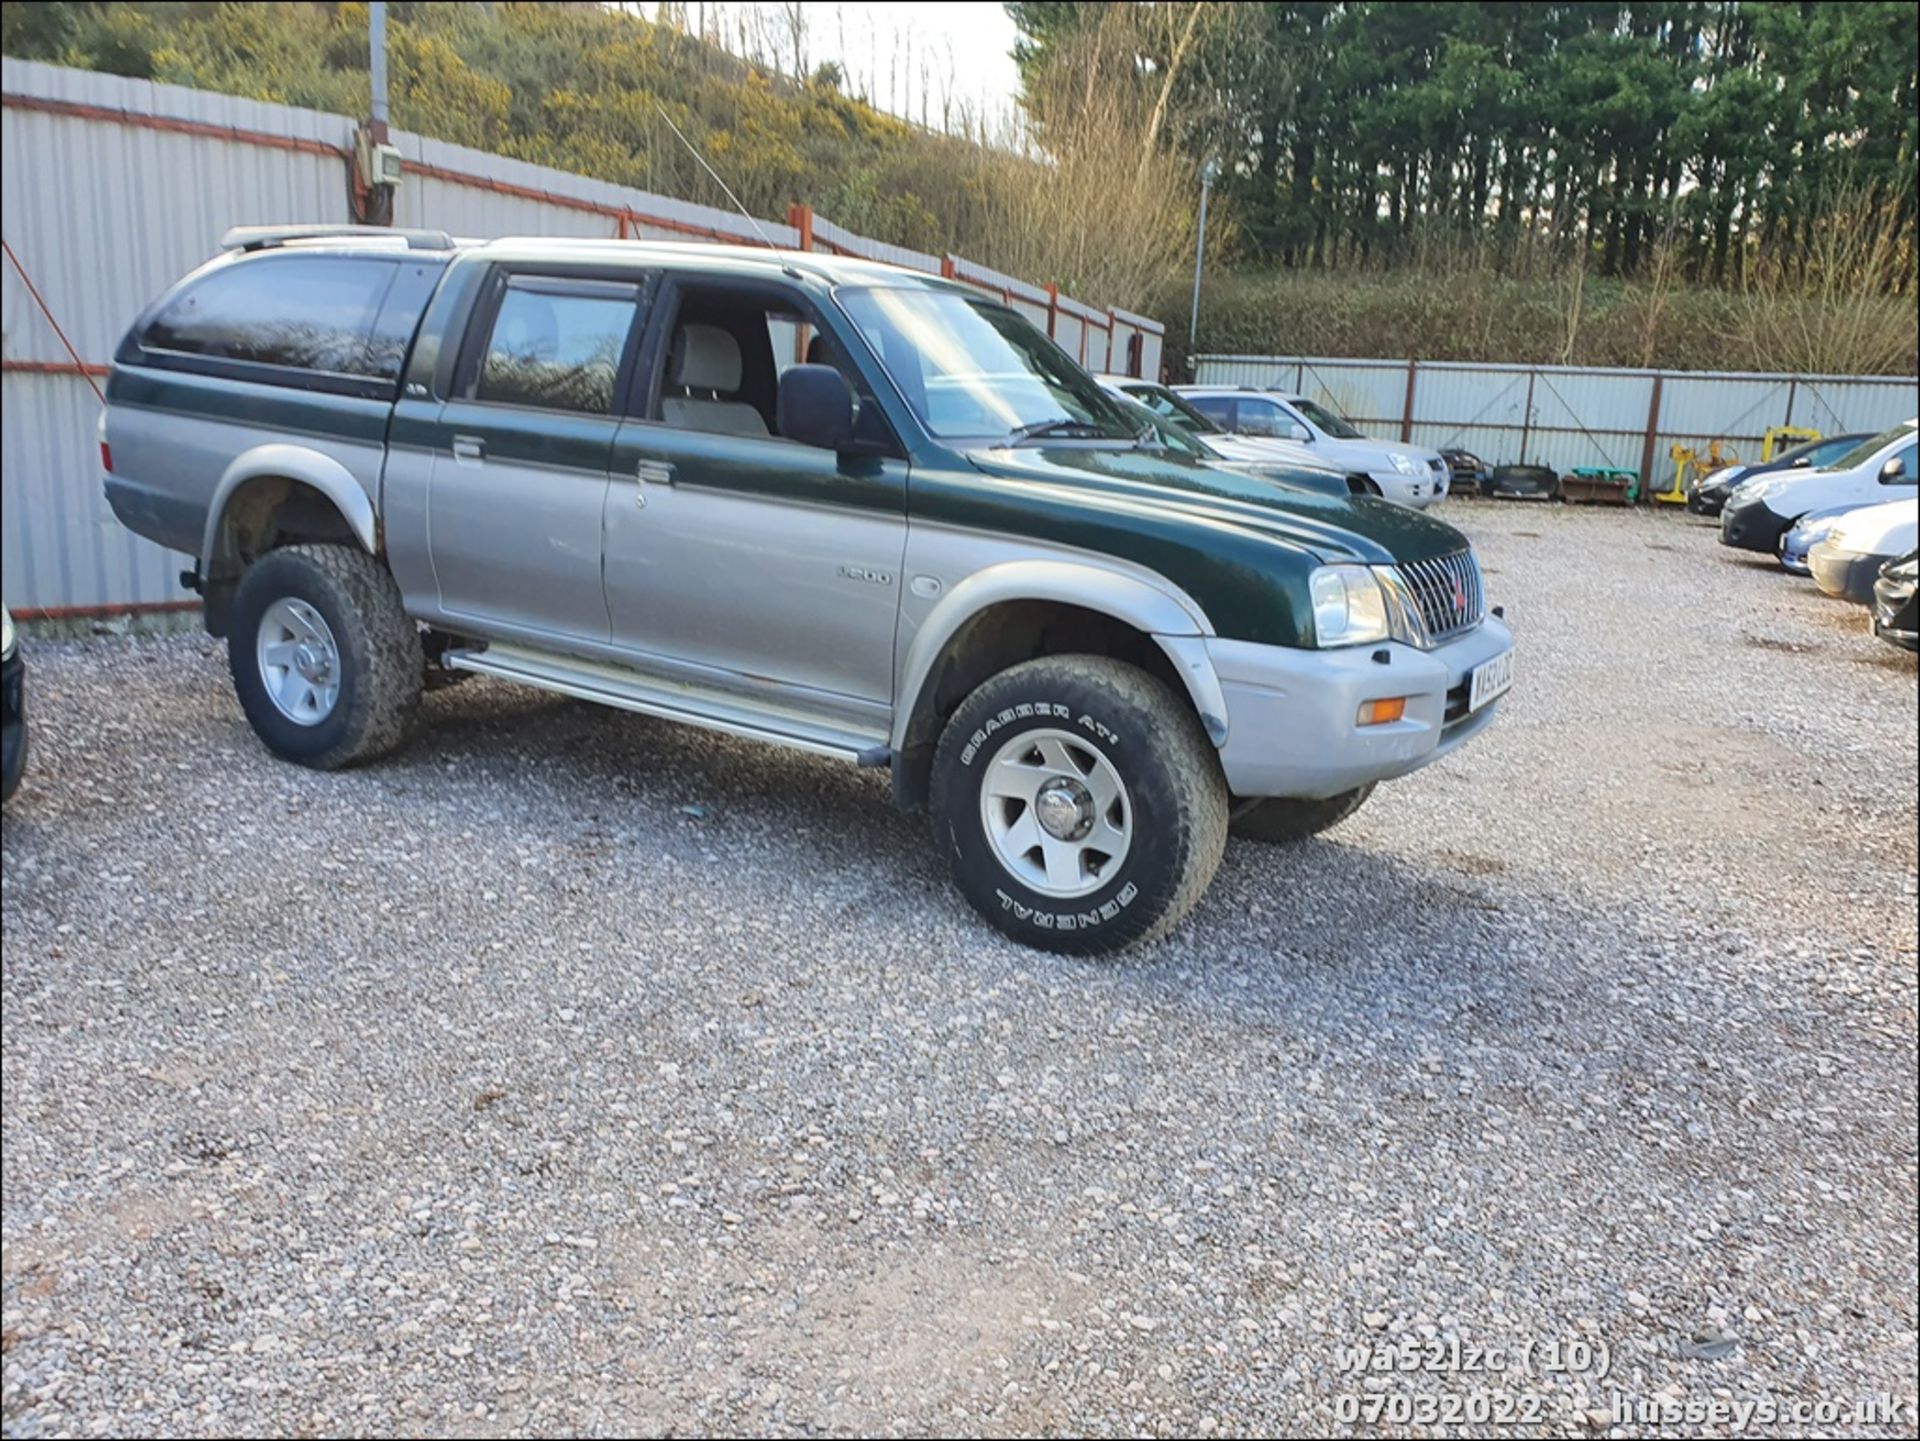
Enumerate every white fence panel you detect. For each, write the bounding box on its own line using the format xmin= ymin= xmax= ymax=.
xmin=1291 ymin=359 xmax=1409 ymax=430
xmin=1198 ymin=352 xmax=1919 ymax=480
xmin=1052 ymin=311 xmax=1084 ymax=363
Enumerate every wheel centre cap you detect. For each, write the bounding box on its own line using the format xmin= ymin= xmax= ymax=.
xmin=293 ymin=643 xmax=328 ymax=681
xmin=1034 ymin=778 xmax=1094 ymax=841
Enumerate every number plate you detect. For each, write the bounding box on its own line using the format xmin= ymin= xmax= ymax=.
xmin=1468 ymin=650 xmax=1514 ymax=712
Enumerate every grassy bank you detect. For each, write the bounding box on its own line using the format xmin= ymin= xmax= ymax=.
xmin=1159 ymin=266 xmax=1918 ymax=377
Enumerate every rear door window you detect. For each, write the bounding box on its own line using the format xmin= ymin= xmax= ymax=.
xmin=471 ymin=278 xmax=643 ymax=415
xmin=1185 ymin=395 xmax=1235 ymax=428
xmin=140 ymin=254 xmax=401 ymax=378
xmin=1235 ymin=398 xmax=1289 ymax=437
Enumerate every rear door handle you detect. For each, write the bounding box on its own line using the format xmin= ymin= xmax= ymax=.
xmin=635 ymin=459 xmax=674 ymax=486
xmin=451 ymin=435 xmax=485 ymax=464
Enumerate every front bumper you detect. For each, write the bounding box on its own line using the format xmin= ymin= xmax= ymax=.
xmin=1871 ymin=574 xmax=1918 ymax=650
xmin=1369 ymin=471 xmax=1439 ymax=508
xmin=1720 ymin=501 xmax=1792 ymax=554
xmin=2 ymin=646 xmax=24 ymax=802
xmin=1809 ymin=544 xmax=1890 ymax=605
xmin=1688 ymin=482 xmax=1732 ymax=516
xmin=1205 ymin=616 xmax=1513 ymax=800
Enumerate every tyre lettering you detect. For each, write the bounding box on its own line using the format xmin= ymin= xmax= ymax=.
xmin=994 ymin=881 xmax=1137 ymax=929
xmin=960 ymin=701 xmax=1071 ymax=765
xmin=1076 ymin=713 xmax=1120 ymax=746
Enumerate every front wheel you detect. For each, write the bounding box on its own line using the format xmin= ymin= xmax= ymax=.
xmin=227 ymin=543 xmax=423 ymax=770
xmin=930 ymin=655 xmax=1228 ymax=955
xmin=1230 ymin=784 xmax=1375 ymax=844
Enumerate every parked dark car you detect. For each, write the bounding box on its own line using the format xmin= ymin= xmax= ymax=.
xmin=1871 ymin=550 xmax=1917 ymax=652
xmin=2 ymin=606 xmax=23 ymax=803
xmin=1688 ymin=432 xmax=1872 ymax=516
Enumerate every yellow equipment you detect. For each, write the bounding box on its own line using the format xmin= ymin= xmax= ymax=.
xmin=1761 ymin=425 xmax=1820 ymax=461
xmin=1662 ymin=439 xmax=1740 ymax=505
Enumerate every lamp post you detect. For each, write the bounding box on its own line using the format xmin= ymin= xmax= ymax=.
xmin=370 ymin=2 xmax=388 ymax=129
xmin=1189 ymin=157 xmax=1220 ymax=357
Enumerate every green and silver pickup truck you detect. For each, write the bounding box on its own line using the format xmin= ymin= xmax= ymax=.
xmin=103 ymin=225 xmax=1514 ymax=953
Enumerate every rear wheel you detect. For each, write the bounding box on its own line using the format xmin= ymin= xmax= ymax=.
xmin=931 ymin=655 xmax=1227 ymax=955
xmin=227 ymin=544 xmax=422 ymax=769
xmin=1230 ymin=784 xmax=1375 ymax=844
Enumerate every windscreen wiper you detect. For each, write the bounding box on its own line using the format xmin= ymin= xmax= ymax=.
xmin=1004 ymin=417 xmax=1115 ymax=445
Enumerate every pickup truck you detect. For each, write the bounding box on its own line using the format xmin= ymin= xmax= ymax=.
xmin=103 ymin=225 xmax=1514 ymax=954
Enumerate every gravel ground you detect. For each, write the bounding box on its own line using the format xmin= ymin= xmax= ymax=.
xmin=3 ymin=503 xmax=1915 ymax=1438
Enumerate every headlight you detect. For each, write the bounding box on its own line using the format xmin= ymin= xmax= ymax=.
xmin=1 ymin=608 xmax=14 ymax=661
xmin=1388 ymin=451 xmax=1422 ymax=477
xmin=1309 ymin=565 xmax=1392 ymax=647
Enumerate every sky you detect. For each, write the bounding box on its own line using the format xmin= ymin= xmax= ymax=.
xmin=677 ymin=2 xmax=1026 ymax=136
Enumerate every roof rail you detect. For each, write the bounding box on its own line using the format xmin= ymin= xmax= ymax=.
xmin=219 ymin=224 xmax=457 ymax=253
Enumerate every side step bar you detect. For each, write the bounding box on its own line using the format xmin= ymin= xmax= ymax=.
xmin=443 ymin=643 xmax=891 ymax=766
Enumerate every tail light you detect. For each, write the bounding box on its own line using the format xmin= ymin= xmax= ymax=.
xmin=100 ymin=440 xmax=112 ymax=473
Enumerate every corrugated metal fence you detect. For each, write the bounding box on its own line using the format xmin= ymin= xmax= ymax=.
xmin=1194 ymin=353 xmax=1919 ymax=489
xmin=0 ymin=57 xmax=1164 ymax=615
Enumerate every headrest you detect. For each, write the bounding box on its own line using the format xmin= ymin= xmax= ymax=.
xmin=672 ymin=323 xmax=742 ymax=392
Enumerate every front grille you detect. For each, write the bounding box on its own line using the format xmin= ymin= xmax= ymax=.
xmin=1395 ymin=549 xmax=1485 ymax=645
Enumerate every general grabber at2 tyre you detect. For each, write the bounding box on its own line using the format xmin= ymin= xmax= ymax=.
xmin=930 ymin=655 xmax=1229 ymax=955
xmin=227 ymin=543 xmax=423 ymax=770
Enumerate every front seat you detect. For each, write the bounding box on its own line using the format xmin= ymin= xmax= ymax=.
xmin=662 ymin=323 xmax=768 ymax=437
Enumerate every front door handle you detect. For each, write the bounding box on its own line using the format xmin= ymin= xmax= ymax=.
xmin=451 ymin=435 xmax=485 ymax=464
xmin=635 ymin=459 xmax=675 ymax=486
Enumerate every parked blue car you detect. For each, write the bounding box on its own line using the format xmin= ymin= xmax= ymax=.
xmin=1779 ymin=504 xmax=1870 ymax=575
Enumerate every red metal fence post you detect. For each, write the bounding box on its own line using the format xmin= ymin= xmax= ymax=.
xmin=1519 ymin=370 xmax=1537 ymax=464
xmin=1046 ymin=284 xmax=1059 ymax=338
xmin=1638 ymin=374 xmax=1665 ymax=499
xmin=1399 ymin=359 xmax=1418 ymax=442
xmin=786 ymin=202 xmax=813 ymax=251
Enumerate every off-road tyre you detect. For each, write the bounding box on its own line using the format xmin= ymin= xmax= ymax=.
xmin=227 ymin=543 xmax=422 ymax=769
xmin=930 ymin=655 xmax=1228 ymax=955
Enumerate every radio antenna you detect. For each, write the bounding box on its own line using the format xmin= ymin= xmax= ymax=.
xmin=652 ymin=102 xmax=779 ymax=250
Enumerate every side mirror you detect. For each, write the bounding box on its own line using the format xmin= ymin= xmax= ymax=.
xmin=1791 ymin=456 xmax=1811 ymax=467
xmin=1880 ymin=455 xmax=1908 ymax=483
xmin=1287 ymin=422 xmax=1312 ymax=443
xmin=778 ymin=364 xmax=855 ymax=451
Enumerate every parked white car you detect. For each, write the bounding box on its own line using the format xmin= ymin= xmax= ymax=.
xmin=1807 ymin=497 xmax=1920 ymax=604
xmin=1172 ymin=386 xmax=1450 ymax=507
xmin=1095 ymin=376 xmax=1340 ymax=480
xmin=1721 ymin=419 xmax=1918 ymax=556
xmin=1098 ymin=385 xmax=1353 ymax=497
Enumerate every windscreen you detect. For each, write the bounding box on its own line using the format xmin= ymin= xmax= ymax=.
xmin=1292 ymin=398 xmax=1364 ymax=440
xmin=1821 ymin=421 xmax=1916 ymax=472
xmin=838 ymin=287 xmax=1140 ymax=442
